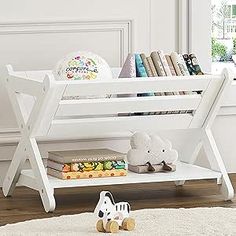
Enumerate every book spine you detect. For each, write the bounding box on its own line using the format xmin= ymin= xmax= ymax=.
xmin=165 ymin=55 xmax=179 ymax=97
xmin=157 ymin=51 xmax=175 ymax=104
xmin=157 ymin=50 xmax=172 ymax=76
xmin=178 ymin=54 xmax=190 ymax=76
xmin=135 ymin=54 xmax=148 ymax=77
xmin=47 ymin=160 xmax=71 ymax=172
xmin=183 ymin=54 xmax=193 ymax=75
xmin=150 ymin=51 xmax=166 ymax=98
xmin=170 ymin=52 xmax=183 ymax=76
xmin=135 ymin=54 xmax=154 ymax=100
xmin=47 ymin=168 xmax=127 ymax=180
xmin=189 ymin=53 xmax=204 ymax=75
xmin=140 ymin=53 xmax=153 ymax=77
xmin=118 ymin=53 xmax=136 ymax=78
xmin=48 ymin=155 xmax=125 ymax=164
xmin=150 ymin=51 xmax=166 ymax=76
xmin=165 ymin=55 xmax=177 ymax=76
xmin=146 ymin=57 xmax=158 ymax=77
xmin=48 ymin=153 xmax=64 ymax=164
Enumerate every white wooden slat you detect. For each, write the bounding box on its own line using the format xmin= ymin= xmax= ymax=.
xmin=219 ymin=106 xmax=236 ymax=116
xmin=59 ymin=75 xmax=217 ymax=97
xmin=48 ymin=114 xmax=193 ymax=138
xmin=56 ymin=95 xmax=202 ymax=117
xmin=8 ymin=74 xmax=44 ymax=97
xmin=18 ymin=172 xmax=39 ymax=191
xmin=25 ymin=70 xmax=53 ymax=82
xmin=189 ymin=77 xmax=223 ymax=128
xmin=20 ymin=162 xmax=222 ymax=189
xmin=222 ymin=81 xmax=236 ymax=106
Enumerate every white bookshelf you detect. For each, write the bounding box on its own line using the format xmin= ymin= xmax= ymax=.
xmin=19 ymin=161 xmax=221 ymax=189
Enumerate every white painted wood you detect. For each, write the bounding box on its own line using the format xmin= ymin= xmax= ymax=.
xmin=175 ymin=140 xmax=203 ymax=186
xmin=49 ymin=115 xmax=193 ymax=138
xmin=62 ymin=75 xmax=213 ymax=97
xmin=2 ymin=65 xmax=234 ymax=211
xmin=218 ymin=106 xmax=236 ymax=116
xmin=8 ymin=74 xmax=43 ymax=97
xmin=189 ymin=77 xmax=223 ymax=128
xmin=204 ymin=69 xmax=235 ymax=129
xmin=222 ymin=81 xmax=236 ymax=107
xmin=56 ymin=95 xmax=201 ymax=117
xmin=2 ymin=140 xmax=27 ymax=196
xmin=21 ymin=161 xmax=222 ymax=189
xmin=203 ymin=129 xmax=234 ymax=200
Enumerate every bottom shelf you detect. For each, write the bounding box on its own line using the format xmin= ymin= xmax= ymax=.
xmin=20 ymin=162 xmax=222 ymax=189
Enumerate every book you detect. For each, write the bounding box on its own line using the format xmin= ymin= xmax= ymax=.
xmin=157 ymin=50 xmax=172 ymax=76
xmin=170 ymin=52 xmax=184 ymax=76
xmin=47 ymin=160 xmax=71 ymax=172
xmin=150 ymin=51 xmax=166 ymax=76
xmin=178 ymin=54 xmax=190 ymax=76
xmin=47 ymin=168 xmax=127 ymax=180
xmin=48 ymin=149 xmax=126 ymax=164
xmin=189 ymin=53 xmax=204 ymax=75
xmin=47 ymin=159 xmax=127 ymax=172
xmin=135 ymin=54 xmax=148 ymax=77
xmin=150 ymin=51 xmax=166 ymax=98
xmin=135 ymin=54 xmax=154 ymax=105
xmin=118 ymin=53 xmax=137 ymax=116
xmin=146 ymin=56 xmax=158 ymax=77
xmin=118 ymin=53 xmax=136 ymax=78
xmin=165 ymin=55 xmax=179 ymax=97
xmin=140 ymin=53 xmax=153 ymax=77
xmin=165 ymin=55 xmax=177 ymax=76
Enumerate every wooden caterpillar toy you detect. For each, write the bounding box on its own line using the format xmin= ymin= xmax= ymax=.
xmin=94 ymin=191 xmax=135 ymax=233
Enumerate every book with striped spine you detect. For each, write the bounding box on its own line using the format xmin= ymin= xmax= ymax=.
xmin=150 ymin=51 xmax=166 ymax=77
xmin=157 ymin=50 xmax=172 ymax=76
xmin=140 ymin=53 xmax=153 ymax=77
xmin=146 ymin=56 xmax=158 ymax=77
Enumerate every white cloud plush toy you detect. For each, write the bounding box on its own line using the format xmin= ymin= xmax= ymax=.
xmin=127 ymin=132 xmax=178 ymax=172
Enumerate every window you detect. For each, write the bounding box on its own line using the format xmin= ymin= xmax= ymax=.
xmin=232 ymin=5 xmax=236 ymax=17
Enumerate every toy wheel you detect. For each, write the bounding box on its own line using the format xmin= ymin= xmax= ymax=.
xmin=122 ymin=217 xmax=135 ymax=231
xmin=105 ymin=220 xmax=119 ymax=233
xmin=96 ymin=219 xmax=105 ymax=232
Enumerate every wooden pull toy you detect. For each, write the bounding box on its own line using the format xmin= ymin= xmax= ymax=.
xmin=94 ymin=191 xmax=135 ymax=233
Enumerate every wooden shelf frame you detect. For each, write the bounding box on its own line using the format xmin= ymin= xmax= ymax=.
xmin=1 ymin=65 xmax=234 ymax=212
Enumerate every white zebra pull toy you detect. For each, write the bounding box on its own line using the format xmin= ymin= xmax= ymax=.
xmin=94 ymin=191 xmax=135 ymax=233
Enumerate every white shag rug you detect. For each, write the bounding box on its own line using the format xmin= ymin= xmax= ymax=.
xmin=1 ymin=207 xmax=236 ymax=236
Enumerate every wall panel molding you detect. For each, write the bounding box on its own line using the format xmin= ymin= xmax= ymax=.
xmin=0 ymin=19 xmax=133 ymax=66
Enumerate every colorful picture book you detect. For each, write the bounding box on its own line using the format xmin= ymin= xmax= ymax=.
xmin=47 ymin=149 xmax=127 ymax=180
xmin=47 ymin=159 xmax=126 ymax=172
xmin=47 ymin=168 xmax=127 ymax=180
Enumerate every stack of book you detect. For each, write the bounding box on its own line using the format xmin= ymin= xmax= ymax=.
xmin=118 ymin=51 xmax=204 ymax=115
xmin=119 ymin=51 xmax=204 ymax=79
xmin=47 ymin=149 xmax=127 ymax=180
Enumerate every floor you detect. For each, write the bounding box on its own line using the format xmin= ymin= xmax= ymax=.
xmin=0 ymin=175 xmax=236 ymax=226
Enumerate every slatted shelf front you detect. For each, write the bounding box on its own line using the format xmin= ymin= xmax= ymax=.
xmin=57 ymin=75 xmax=214 ymax=97
xmin=48 ymin=114 xmax=193 ymax=138
xmin=56 ymin=95 xmax=201 ymax=117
